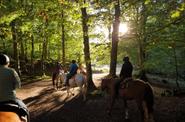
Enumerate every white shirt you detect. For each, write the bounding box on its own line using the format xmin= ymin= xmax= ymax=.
xmin=0 ymin=65 xmax=21 ymax=102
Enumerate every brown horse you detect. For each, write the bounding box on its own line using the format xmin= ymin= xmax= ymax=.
xmin=101 ymin=78 xmax=154 ymax=122
xmin=0 ymin=112 xmax=27 ymax=122
xmin=52 ymin=70 xmax=66 ymax=90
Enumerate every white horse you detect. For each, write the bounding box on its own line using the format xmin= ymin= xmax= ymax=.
xmin=64 ymin=69 xmax=87 ymax=101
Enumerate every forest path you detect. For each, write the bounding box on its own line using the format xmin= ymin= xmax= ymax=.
xmin=16 ymin=74 xmax=185 ymax=122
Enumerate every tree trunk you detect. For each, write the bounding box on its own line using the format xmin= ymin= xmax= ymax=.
xmin=137 ymin=1 xmax=148 ymax=80
xmin=81 ymin=1 xmax=96 ymax=90
xmin=11 ymin=20 xmax=21 ymax=76
xmin=31 ymin=34 xmax=35 ymax=75
xmin=41 ymin=20 xmax=48 ymax=76
xmin=20 ymin=37 xmax=25 ymax=61
xmin=61 ymin=10 xmax=65 ymax=65
xmin=138 ymin=1 xmax=147 ymax=70
xmin=172 ymin=43 xmax=180 ymax=89
xmin=109 ymin=0 xmax=120 ymax=77
xmin=41 ymin=36 xmax=47 ymax=76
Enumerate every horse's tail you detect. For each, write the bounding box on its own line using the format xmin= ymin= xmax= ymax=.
xmin=144 ymin=83 xmax=154 ymax=114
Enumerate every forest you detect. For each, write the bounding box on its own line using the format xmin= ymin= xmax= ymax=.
xmin=1 ymin=0 xmax=185 ymax=122
xmin=1 ymin=0 xmax=185 ymax=89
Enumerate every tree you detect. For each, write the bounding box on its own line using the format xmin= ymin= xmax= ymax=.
xmin=81 ymin=0 xmax=96 ymax=90
xmin=109 ymin=0 xmax=120 ymax=77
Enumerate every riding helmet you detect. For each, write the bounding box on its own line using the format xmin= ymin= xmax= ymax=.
xmin=0 ymin=54 xmax=10 ymax=65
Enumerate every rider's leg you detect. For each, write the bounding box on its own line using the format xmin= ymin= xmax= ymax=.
xmin=65 ymin=74 xmax=72 ymax=86
xmin=15 ymin=98 xmax=29 ymax=121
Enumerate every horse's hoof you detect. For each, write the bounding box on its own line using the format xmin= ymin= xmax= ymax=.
xmin=106 ymin=110 xmax=111 ymax=116
xmin=124 ymin=119 xmax=130 ymax=122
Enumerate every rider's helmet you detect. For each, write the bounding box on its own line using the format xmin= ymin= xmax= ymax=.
xmin=0 ymin=54 xmax=10 ymax=65
xmin=123 ymin=56 xmax=129 ymax=62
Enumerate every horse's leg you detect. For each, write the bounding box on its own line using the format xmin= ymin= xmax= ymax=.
xmin=55 ymin=76 xmax=59 ymax=90
xmin=137 ymin=100 xmax=145 ymax=122
xmin=124 ymin=99 xmax=129 ymax=120
xmin=107 ymin=94 xmax=116 ymax=116
xmin=78 ymin=85 xmax=86 ymax=101
xmin=59 ymin=75 xmax=63 ymax=88
xmin=66 ymin=86 xmax=74 ymax=96
xmin=52 ymin=74 xmax=55 ymax=89
xmin=82 ymin=85 xmax=87 ymax=101
xmin=142 ymin=101 xmax=149 ymax=122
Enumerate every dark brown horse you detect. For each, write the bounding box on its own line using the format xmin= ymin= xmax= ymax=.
xmin=52 ymin=70 xmax=65 ymax=90
xmin=0 ymin=112 xmax=27 ymax=122
xmin=101 ymin=78 xmax=154 ymax=122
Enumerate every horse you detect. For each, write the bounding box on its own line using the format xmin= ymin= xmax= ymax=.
xmin=101 ymin=78 xmax=154 ymax=122
xmin=52 ymin=70 xmax=66 ymax=90
xmin=0 ymin=112 xmax=27 ymax=122
xmin=0 ymin=102 xmax=29 ymax=122
xmin=64 ymin=69 xmax=87 ymax=101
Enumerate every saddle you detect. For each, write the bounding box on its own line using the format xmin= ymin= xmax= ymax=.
xmin=0 ymin=101 xmax=29 ymax=122
xmin=117 ymin=78 xmax=132 ymax=97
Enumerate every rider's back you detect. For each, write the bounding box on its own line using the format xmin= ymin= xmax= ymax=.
xmin=0 ymin=66 xmax=21 ymax=102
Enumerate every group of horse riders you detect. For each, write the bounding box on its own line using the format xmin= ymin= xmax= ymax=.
xmin=0 ymin=53 xmax=132 ymax=122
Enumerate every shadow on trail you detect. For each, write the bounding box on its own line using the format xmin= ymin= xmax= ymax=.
xmin=23 ymin=85 xmax=132 ymax=122
xmin=22 ymin=84 xmax=185 ymax=122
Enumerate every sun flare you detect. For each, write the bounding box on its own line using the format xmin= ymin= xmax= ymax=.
xmin=119 ymin=23 xmax=128 ymax=34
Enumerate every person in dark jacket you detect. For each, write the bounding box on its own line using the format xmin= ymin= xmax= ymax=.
xmin=115 ymin=56 xmax=133 ymax=96
xmin=65 ymin=60 xmax=78 ymax=86
xmin=119 ymin=56 xmax=133 ymax=81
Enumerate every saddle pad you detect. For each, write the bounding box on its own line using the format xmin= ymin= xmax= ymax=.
xmin=75 ymin=74 xmax=84 ymax=82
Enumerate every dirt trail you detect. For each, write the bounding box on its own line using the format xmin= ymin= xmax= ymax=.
xmin=17 ymin=75 xmax=185 ymax=122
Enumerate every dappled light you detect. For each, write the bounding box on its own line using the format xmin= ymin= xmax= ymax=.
xmin=1 ymin=0 xmax=185 ymax=122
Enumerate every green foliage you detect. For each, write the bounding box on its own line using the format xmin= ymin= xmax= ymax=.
xmin=0 ymin=0 xmax=185 ymax=80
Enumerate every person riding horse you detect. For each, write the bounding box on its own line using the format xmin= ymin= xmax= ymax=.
xmin=64 ymin=60 xmax=78 ymax=86
xmin=115 ymin=56 xmax=133 ymax=96
xmin=120 ymin=56 xmax=133 ymax=80
xmin=52 ymin=62 xmax=63 ymax=82
xmin=0 ymin=54 xmax=29 ymax=122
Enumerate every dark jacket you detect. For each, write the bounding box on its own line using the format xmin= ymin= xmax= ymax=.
xmin=120 ymin=61 xmax=133 ymax=80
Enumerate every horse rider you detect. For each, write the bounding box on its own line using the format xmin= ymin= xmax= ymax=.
xmin=52 ymin=62 xmax=63 ymax=81
xmin=120 ymin=56 xmax=133 ymax=81
xmin=0 ymin=54 xmax=29 ymax=122
xmin=64 ymin=60 xmax=78 ymax=86
xmin=115 ymin=56 xmax=133 ymax=96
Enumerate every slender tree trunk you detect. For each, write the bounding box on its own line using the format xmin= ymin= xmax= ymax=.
xmin=138 ymin=1 xmax=147 ymax=70
xmin=137 ymin=1 xmax=148 ymax=80
xmin=2 ymin=39 xmax=6 ymax=52
xmin=41 ymin=19 xmax=48 ymax=76
xmin=20 ymin=38 xmax=25 ymax=61
xmin=41 ymin=35 xmax=47 ymax=76
xmin=109 ymin=0 xmax=120 ymax=77
xmin=11 ymin=20 xmax=21 ymax=75
xmin=81 ymin=1 xmax=96 ymax=90
xmin=172 ymin=44 xmax=180 ymax=89
xmin=61 ymin=10 xmax=65 ymax=65
xmin=31 ymin=34 xmax=35 ymax=75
